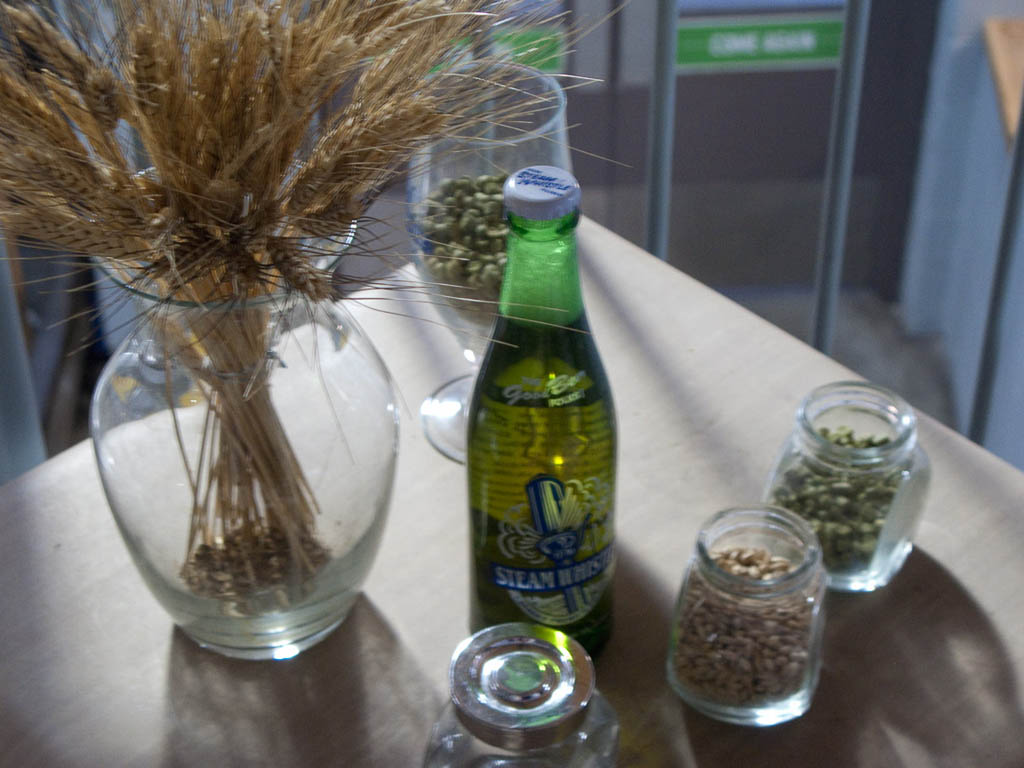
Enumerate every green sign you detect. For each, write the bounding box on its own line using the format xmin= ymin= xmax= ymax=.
xmin=676 ymin=15 xmax=843 ymax=71
xmin=493 ymin=26 xmax=566 ymax=72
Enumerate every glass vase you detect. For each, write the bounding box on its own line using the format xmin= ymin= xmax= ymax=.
xmin=90 ymin=293 xmax=398 ymax=660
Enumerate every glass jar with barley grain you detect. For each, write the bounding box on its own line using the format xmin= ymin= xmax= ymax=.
xmin=666 ymin=506 xmax=827 ymax=726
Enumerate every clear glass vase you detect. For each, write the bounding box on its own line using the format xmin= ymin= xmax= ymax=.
xmin=90 ymin=293 xmax=398 ymax=659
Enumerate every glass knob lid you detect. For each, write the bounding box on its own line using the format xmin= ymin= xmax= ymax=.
xmin=449 ymin=623 xmax=594 ymax=751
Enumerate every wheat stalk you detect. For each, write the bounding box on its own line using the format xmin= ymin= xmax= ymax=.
xmin=1 ymin=0 xmax=553 ymax=302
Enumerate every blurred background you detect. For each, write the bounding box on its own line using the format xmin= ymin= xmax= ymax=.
xmin=4 ymin=0 xmax=1024 ymax=483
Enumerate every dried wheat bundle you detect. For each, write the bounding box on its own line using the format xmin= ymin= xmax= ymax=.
xmin=0 ymin=0 xmax=556 ymax=303
xmin=0 ymin=0 xmax=564 ymax=606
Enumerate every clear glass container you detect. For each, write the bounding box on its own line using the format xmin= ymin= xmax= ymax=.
xmin=764 ymin=380 xmax=931 ymax=592
xmin=424 ymin=623 xmax=618 ymax=767
xmin=406 ymin=62 xmax=570 ymax=463
xmin=91 ymin=293 xmax=398 ymax=659
xmin=666 ymin=506 xmax=827 ymax=727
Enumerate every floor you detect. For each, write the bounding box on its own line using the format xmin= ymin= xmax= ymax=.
xmin=727 ymin=286 xmax=955 ymax=428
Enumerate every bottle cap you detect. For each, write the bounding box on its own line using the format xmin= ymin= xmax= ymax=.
xmin=448 ymin=623 xmax=594 ymax=751
xmin=503 ymin=166 xmax=581 ymax=221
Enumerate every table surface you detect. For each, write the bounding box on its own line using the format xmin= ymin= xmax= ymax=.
xmin=2 ymin=218 xmax=1023 ymax=767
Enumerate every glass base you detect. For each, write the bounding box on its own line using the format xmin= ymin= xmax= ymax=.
xmin=668 ymin=675 xmax=813 ymax=727
xmin=421 ymin=373 xmax=475 ymax=464
xmin=182 ymin=616 xmax=345 ymax=661
xmin=826 ymin=540 xmax=913 ymax=593
xmin=171 ymin=579 xmax=370 ymax=661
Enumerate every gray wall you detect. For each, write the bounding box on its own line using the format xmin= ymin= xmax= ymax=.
xmin=902 ymin=0 xmax=1024 ymax=467
xmin=568 ymin=1 xmax=932 ymax=297
xmin=0 ymin=231 xmax=47 ymax=484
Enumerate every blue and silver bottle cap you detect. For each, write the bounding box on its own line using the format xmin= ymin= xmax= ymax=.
xmin=503 ymin=165 xmax=581 ymax=221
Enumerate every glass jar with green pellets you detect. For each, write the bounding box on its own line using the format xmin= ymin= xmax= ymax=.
xmin=763 ymin=381 xmax=931 ymax=592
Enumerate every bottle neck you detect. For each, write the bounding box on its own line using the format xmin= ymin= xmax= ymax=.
xmin=499 ymin=210 xmax=582 ymax=327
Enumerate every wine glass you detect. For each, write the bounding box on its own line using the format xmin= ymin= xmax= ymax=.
xmin=407 ymin=63 xmax=571 ymax=463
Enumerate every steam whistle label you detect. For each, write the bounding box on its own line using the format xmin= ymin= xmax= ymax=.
xmin=490 ymin=474 xmax=614 ymax=626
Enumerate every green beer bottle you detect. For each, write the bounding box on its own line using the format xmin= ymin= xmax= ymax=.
xmin=466 ymin=166 xmax=616 ymax=654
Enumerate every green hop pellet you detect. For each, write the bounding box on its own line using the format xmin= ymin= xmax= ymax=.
xmin=769 ymin=426 xmax=905 ymax=574
xmin=418 ymin=173 xmax=510 ymax=302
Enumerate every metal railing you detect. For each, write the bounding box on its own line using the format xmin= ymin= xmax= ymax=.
xmin=642 ymin=0 xmax=1014 ymax=445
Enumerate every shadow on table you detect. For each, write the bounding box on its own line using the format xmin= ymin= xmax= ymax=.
xmin=158 ymin=594 xmax=441 ymax=767
xmin=675 ymin=548 xmax=1024 ymax=767
xmin=596 ymin=543 xmax=701 ymax=768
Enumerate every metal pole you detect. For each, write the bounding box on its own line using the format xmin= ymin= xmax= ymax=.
xmin=810 ymin=0 xmax=872 ymax=352
xmin=0 ymin=231 xmax=47 ymax=484
xmin=644 ymin=0 xmax=677 ymax=260
xmin=968 ymin=82 xmax=1024 ymax=444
